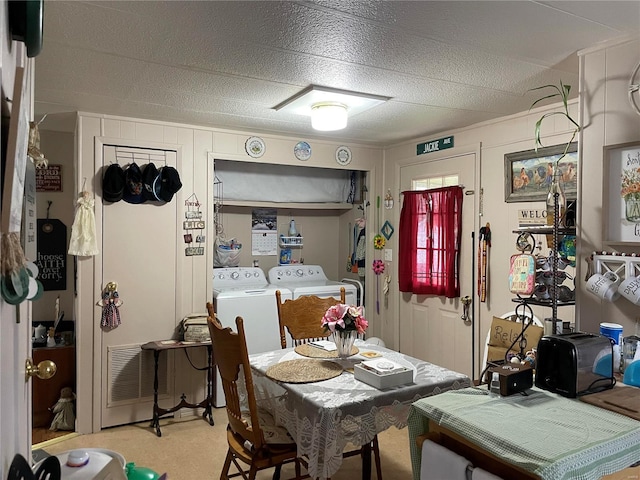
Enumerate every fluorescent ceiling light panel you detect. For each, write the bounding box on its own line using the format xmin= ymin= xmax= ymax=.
xmin=274 ymin=85 xmax=390 ymax=118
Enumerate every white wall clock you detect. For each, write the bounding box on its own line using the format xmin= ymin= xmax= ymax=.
xmin=245 ymin=136 xmax=266 ymax=158
xmin=335 ymin=146 xmax=352 ymax=166
xmin=294 ymin=141 xmax=312 ymax=161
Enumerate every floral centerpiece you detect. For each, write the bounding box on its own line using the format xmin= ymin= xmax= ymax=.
xmin=621 ymin=166 xmax=640 ymax=222
xmin=321 ymin=304 xmax=368 ymax=358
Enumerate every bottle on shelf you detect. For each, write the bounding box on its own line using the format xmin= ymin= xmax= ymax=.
xmin=288 ymin=219 xmax=297 ymax=237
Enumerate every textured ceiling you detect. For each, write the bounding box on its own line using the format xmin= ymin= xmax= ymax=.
xmin=34 ymin=1 xmax=640 ymax=146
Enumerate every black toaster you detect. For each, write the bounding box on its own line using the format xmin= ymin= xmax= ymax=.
xmin=535 ymin=332 xmax=615 ymax=398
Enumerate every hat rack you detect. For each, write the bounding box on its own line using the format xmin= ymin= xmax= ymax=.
xmin=114 ymin=146 xmax=168 ymax=165
xmin=590 ymin=252 xmax=640 ymax=281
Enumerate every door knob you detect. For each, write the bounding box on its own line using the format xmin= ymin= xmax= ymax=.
xmin=25 ymin=358 xmax=57 ymax=381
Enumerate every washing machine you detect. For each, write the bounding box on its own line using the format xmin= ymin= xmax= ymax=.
xmin=212 ymin=267 xmax=291 ymax=407
xmin=268 ymin=265 xmax=358 ymax=304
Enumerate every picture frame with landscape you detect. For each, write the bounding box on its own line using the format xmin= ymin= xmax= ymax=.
xmin=504 ymin=143 xmax=578 ymax=203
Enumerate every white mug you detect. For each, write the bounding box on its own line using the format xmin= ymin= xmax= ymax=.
xmin=586 ymin=272 xmax=621 ymax=302
xmin=618 ymin=275 xmax=640 ymax=305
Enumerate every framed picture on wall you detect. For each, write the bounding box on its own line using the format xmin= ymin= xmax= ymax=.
xmin=504 ymin=143 xmax=578 ymax=203
xmin=603 ymin=141 xmax=640 ymax=245
xmin=1 ymin=66 xmax=30 ymax=233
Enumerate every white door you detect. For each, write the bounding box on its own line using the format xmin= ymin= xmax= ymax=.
xmin=398 ymin=152 xmax=476 ymax=378
xmin=100 ymin=146 xmax=179 ymax=428
xmin=0 ymin=302 xmax=31 ymax=473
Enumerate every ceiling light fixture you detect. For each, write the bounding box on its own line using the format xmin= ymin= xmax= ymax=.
xmin=274 ymin=85 xmax=390 ymax=131
xmin=311 ymin=102 xmax=347 ymax=131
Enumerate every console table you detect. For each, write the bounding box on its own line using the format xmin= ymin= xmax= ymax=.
xmin=408 ymin=386 xmax=640 ymax=480
xmin=140 ymin=340 xmax=214 ymax=437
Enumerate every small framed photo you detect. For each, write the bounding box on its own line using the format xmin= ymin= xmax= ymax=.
xmin=184 ymin=234 xmax=193 ymax=243
xmin=504 ymin=143 xmax=577 ymax=203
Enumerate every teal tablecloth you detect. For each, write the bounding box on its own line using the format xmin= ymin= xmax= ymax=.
xmin=408 ymin=387 xmax=640 ymax=480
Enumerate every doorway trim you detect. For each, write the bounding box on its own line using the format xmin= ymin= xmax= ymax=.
xmin=392 ymin=142 xmax=482 ymax=378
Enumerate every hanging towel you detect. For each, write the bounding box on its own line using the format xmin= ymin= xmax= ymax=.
xmin=420 ymin=439 xmax=471 ymax=480
xmin=68 ymin=192 xmax=99 ymax=256
xmin=471 ymin=467 xmax=504 ymax=480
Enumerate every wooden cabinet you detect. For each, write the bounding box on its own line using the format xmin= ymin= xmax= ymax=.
xmin=32 ymin=346 xmax=76 ymax=428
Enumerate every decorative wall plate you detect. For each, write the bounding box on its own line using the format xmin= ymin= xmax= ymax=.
xmin=294 ymin=141 xmax=312 ymax=161
xmin=335 ymin=146 xmax=352 ymax=166
xmin=245 ymin=136 xmax=265 ymax=158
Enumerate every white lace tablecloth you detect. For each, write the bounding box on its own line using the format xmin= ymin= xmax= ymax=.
xmin=249 ymin=341 xmax=470 ymax=480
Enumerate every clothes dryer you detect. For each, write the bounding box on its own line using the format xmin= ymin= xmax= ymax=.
xmin=212 ymin=267 xmax=291 ymax=407
xmin=268 ymin=265 xmax=358 ymax=304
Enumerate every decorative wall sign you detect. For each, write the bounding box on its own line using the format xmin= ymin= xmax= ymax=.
xmin=183 ymin=220 xmax=205 ymax=230
xmin=185 ymin=246 xmax=204 ymax=256
xmin=35 ymin=164 xmax=63 ymax=192
xmin=416 ymin=135 xmax=454 ymax=156
xmin=36 ymin=218 xmax=67 ymax=291
xmin=604 ymin=141 xmax=640 ymax=244
xmin=185 ymin=211 xmax=202 ymax=219
xmin=22 ymin=160 xmax=37 ymax=260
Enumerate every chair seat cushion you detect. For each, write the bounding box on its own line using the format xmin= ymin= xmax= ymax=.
xmin=242 ymin=407 xmax=294 ymax=445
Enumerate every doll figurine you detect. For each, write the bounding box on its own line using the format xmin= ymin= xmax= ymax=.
xmin=49 ymin=387 xmax=76 ymax=431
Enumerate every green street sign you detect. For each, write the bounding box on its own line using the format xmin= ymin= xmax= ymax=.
xmin=416 ymin=136 xmax=454 ymax=156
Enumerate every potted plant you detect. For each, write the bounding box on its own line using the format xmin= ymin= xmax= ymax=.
xmin=529 ymin=80 xmax=581 ymax=159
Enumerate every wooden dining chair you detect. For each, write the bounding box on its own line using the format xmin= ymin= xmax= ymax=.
xmin=207 ymin=314 xmax=307 ymax=480
xmin=205 ymin=301 xmax=216 ymax=318
xmin=274 ymin=289 xmax=383 ymax=480
xmin=275 ymin=288 xmax=346 ymax=349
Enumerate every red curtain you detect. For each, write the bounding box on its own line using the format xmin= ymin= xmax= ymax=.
xmin=399 ymin=187 xmax=463 ymax=298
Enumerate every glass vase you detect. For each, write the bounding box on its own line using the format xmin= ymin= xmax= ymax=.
xmin=331 ymin=330 xmax=357 ymax=358
xmin=625 ymin=195 xmax=640 ymax=223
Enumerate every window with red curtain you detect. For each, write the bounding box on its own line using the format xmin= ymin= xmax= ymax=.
xmin=398 ymin=186 xmax=463 ymax=298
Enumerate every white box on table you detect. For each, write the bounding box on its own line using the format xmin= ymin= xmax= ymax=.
xmin=354 ymin=362 xmax=414 ymax=389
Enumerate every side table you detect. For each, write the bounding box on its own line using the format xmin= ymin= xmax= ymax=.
xmin=140 ymin=340 xmax=214 ymax=436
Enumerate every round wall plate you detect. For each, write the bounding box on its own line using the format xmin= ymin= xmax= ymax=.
xmin=245 ymin=136 xmax=265 ymax=158
xmin=335 ymin=146 xmax=352 ymax=166
xmin=294 ymin=141 xmax=312 ymax=161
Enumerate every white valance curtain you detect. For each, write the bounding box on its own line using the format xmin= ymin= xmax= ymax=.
xmin=214 ymin=160 xmax=352 ymax=203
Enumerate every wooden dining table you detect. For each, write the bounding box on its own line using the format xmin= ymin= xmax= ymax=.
xmin=249 ymin=341 xmax=471 ymax=480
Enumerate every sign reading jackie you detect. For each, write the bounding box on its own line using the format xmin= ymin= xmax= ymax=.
xmin=36 ymin=219 xmax=67 ymax=291
xmin=416 ymin=136 xmax=454 ymax=156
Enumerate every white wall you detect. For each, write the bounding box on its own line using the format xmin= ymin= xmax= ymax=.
xmin=70 ymin=112 xmax=383 ymax=432
xmin=578 ymin=37 xmax=640 ymax=335
xmin=39 ymin=36 xmax=640 ymax=434
xmin=383 ymin=101 xmax=579 ymax=362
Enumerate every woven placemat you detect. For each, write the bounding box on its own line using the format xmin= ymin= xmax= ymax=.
xmin=294 ymin=343 xmax=359 ymax=359
xmin=266 ymin=359 xmax=344 ymax=383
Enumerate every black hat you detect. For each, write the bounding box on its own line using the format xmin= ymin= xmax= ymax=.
xmin=156 ymin=166 xmax=183 ymax=202
xmin=123 ymin=163 xmax=144 ymax=204
xmin=141 ymin=162 xmax=160 ymax=202
xmin=102 ymin=164 xmax=125 ymax=202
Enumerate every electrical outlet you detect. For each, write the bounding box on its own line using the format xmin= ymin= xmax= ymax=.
xmin=384 ymin=249 xmax=392 ymax=262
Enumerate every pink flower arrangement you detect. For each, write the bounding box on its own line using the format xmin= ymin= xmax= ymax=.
xmin=321 ymin=304 xmax=368 ymax=334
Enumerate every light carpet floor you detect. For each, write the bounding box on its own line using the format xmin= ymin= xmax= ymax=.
xmin=41 ymin=408 xmax=414 ymax=479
